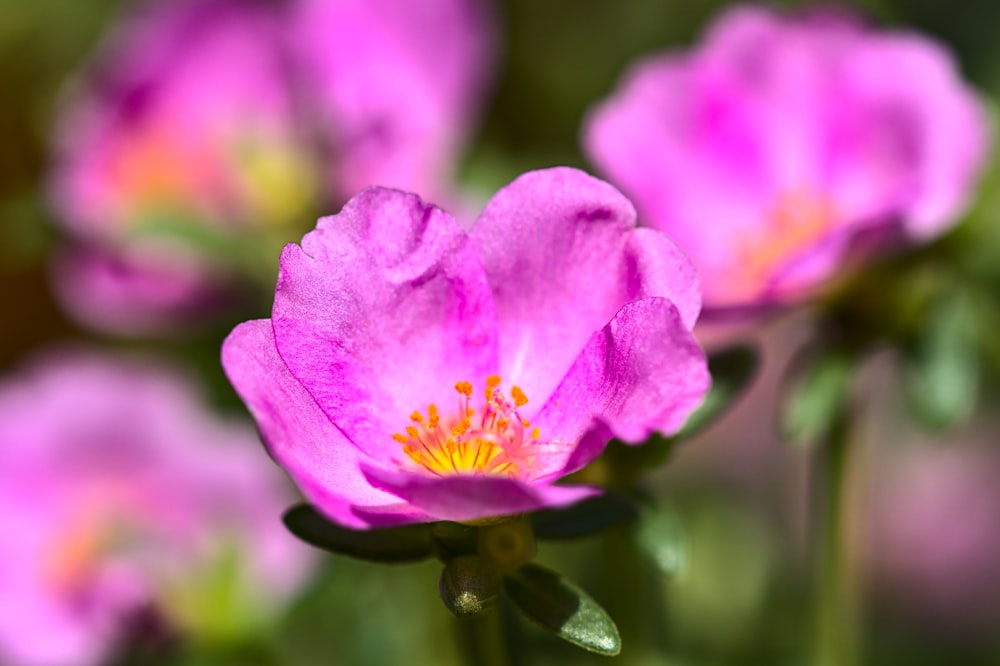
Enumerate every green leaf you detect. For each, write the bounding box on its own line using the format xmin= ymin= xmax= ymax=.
xmin=282 ymin=504 xmax=433 ymax=563
xmin=903 ymin=290 xmax=980 ymax=431
xmin=129 ymin=211 xmax=237 ymax=256
xmin=675 ymin=344 xmax=760 ymax=440
xmin=600 ymin=432 xmax=677 ymax=474
xmin=635 ymin=503 xmax=685 ymax=579
xmin=504 ymin=564 xmax=621 ymax=656
xmin=530 ymin=492 xmax=638 ymax=540
xmin=780 ymin=349 xmax=854 ymax=447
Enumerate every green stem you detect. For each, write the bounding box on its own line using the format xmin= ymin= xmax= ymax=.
xmin=599 ymin=522 xmax=670 ymax=663
xmin=813 ymin=415 xmax=859 ymax=666
xmin=459 ymin=607 xmax=512 ymax=666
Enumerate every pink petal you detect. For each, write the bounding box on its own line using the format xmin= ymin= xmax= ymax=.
xmin=470 ymin=167 xmax=700 ymax=408
xmin=533 ymin=297 xmax=710 ymax=463
xmin=830 ymin=33 xmax=991 ymax=239
xmin=584 ymin=53 xmax=775 ymax=275
xmin=584 ymin=5 xmax=990 ymax=315
xmin=361 ymin=463 xmax=598 ymax=523
xmin=290 ymin=0 xmax=496 ymax=202
xmin=271 ymin=187 xmax=498 ymax=460
xmin=222 ymin=319 xmax=415 ymax=529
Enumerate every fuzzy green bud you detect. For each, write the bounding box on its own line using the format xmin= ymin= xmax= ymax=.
xmin=438 ymin=555 xmax=501 ymax=618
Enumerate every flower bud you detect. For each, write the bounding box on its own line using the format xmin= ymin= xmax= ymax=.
xmin=438 ymin=555 xmax=500 ymax=618
xmin=478 ymin=518 xmax=537 ymax=573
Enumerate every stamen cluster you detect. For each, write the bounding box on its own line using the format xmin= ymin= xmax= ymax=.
xmin=393 ymin=375 xmax=542 ymax=478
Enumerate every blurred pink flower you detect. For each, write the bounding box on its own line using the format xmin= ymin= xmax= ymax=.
xmin=291 ymin=0 xmax=496 ymax=202
xmin=222 ymin=167 xmax=709 ymax=528
xmin=0 ymin=352 xmax=311 ymax=666
xmin=867 ymin=439 xmax=1000 ymax=636
xmin=584 ymin=5 xmax=990 ymax=314
xmin=49 ymin=0 xmax=495 ymax=335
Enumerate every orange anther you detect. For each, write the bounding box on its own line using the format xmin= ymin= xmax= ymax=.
xmin=510 ymin=386 xmax=528 ymax=407
xmin=451 ymin=419 xmax=470 ymax=437
xmin=531 ymin=427 xmax=540 ymax=440
xmin=393 ymin=433 xmax=409 ymax=443
xmin=454 ymin=381 xmax=473 ymax=396
xmin=405 ymin=425 xmax=420 ymax=439
xmin=409 ymin=410 xmax=424 ymax=423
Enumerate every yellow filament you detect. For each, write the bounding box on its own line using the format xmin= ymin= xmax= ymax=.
xmin=397 ymin=377 xmax=540 ymax=478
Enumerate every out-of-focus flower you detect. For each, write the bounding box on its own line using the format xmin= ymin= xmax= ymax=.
xmin=0 ymin=352 xmax=311 ymax=666
xmin=867 ymin=438 xmax=1000 ymax=636
xmin=584 ymin=5 xmax=990 ymax=314
xmin=291 ymin=0 xmax=496 ymax=203
xmin=49 ymin=0 xmax=495 ymax=335
xmin=222 ymin=167 xmax=709 ymax=528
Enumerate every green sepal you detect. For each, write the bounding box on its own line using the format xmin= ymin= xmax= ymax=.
xmin=530 ymin=491 xmax=638 ymax=540
xmin=780 ymin=348 xmax=855 ymax=447
xmin=430 ymin=522 xmax=479 ymax=562
xmin=676 ymin=344 xmax=760 ymax=441
xmin=903 ymin=289 xmax=979 ymax=431
xmin=282 ymin=504 xmax=433 ymax=563
xmin=504 ymin=564 xmax=621 ymax=656
xmin=600 ymin=433 xmax=676 ymax=476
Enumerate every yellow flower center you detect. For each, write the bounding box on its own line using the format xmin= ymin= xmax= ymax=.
xmin=107 ymin=122 xmax=314 ymax=229
xmin=722 ymin=186 xmax=837 ymax=302
xmin=41 ymin=489 xmax=127 ymax=595
xmin=393 ymin=376 xmax=542 ymax=478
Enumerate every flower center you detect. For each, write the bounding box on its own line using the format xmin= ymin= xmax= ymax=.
xmin=107 ymin=122 xmax=313 ymax=229
xmin=393 ymin=376 xmax=542 ymax=478
xmin=42 ymin=490 xmax=123 ymax=595
xmin=723 ymin=186 xmax=837 ymax=302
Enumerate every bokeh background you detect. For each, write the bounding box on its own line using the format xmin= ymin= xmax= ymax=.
xmin=3 ymin=1 xmax=1000 ymax=665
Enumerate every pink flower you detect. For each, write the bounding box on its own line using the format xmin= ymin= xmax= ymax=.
xmin=50 ymin=0 xmax=307 ymax=335
xmin=222 ymin=167 xmax=709 ymax=529
xmin=584 ymin=5 xmax=990 ymax=313
xmin=867 ymin=439 xmax=1000 ymax=636
xmin=49 ymin=0 xmax=495 ymax=335
xmin=0 ymin=352 xmax=311 ymax=666
xmin=291 ymin=0 xmax=496 ymax=203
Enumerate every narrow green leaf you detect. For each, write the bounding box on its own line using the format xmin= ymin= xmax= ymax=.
xmin=129 ymin=211 xmax=237 ymax=256
xmin=675 ymin=345 xmax=760 ymax=440
xmin=282 ymin=504 xmax=433 ymax=563
xmin=530 ymin=492 xmax=638 ymax=540
xmin=904 ymin=290 xmax=979 ymax=431
xmin=504 ymin=564 xmax=621 ymax=656
xmin=635 ymin=503 xmax=685 ymax=579
xmin=780 ymin=349 xmax=854 ymax=447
